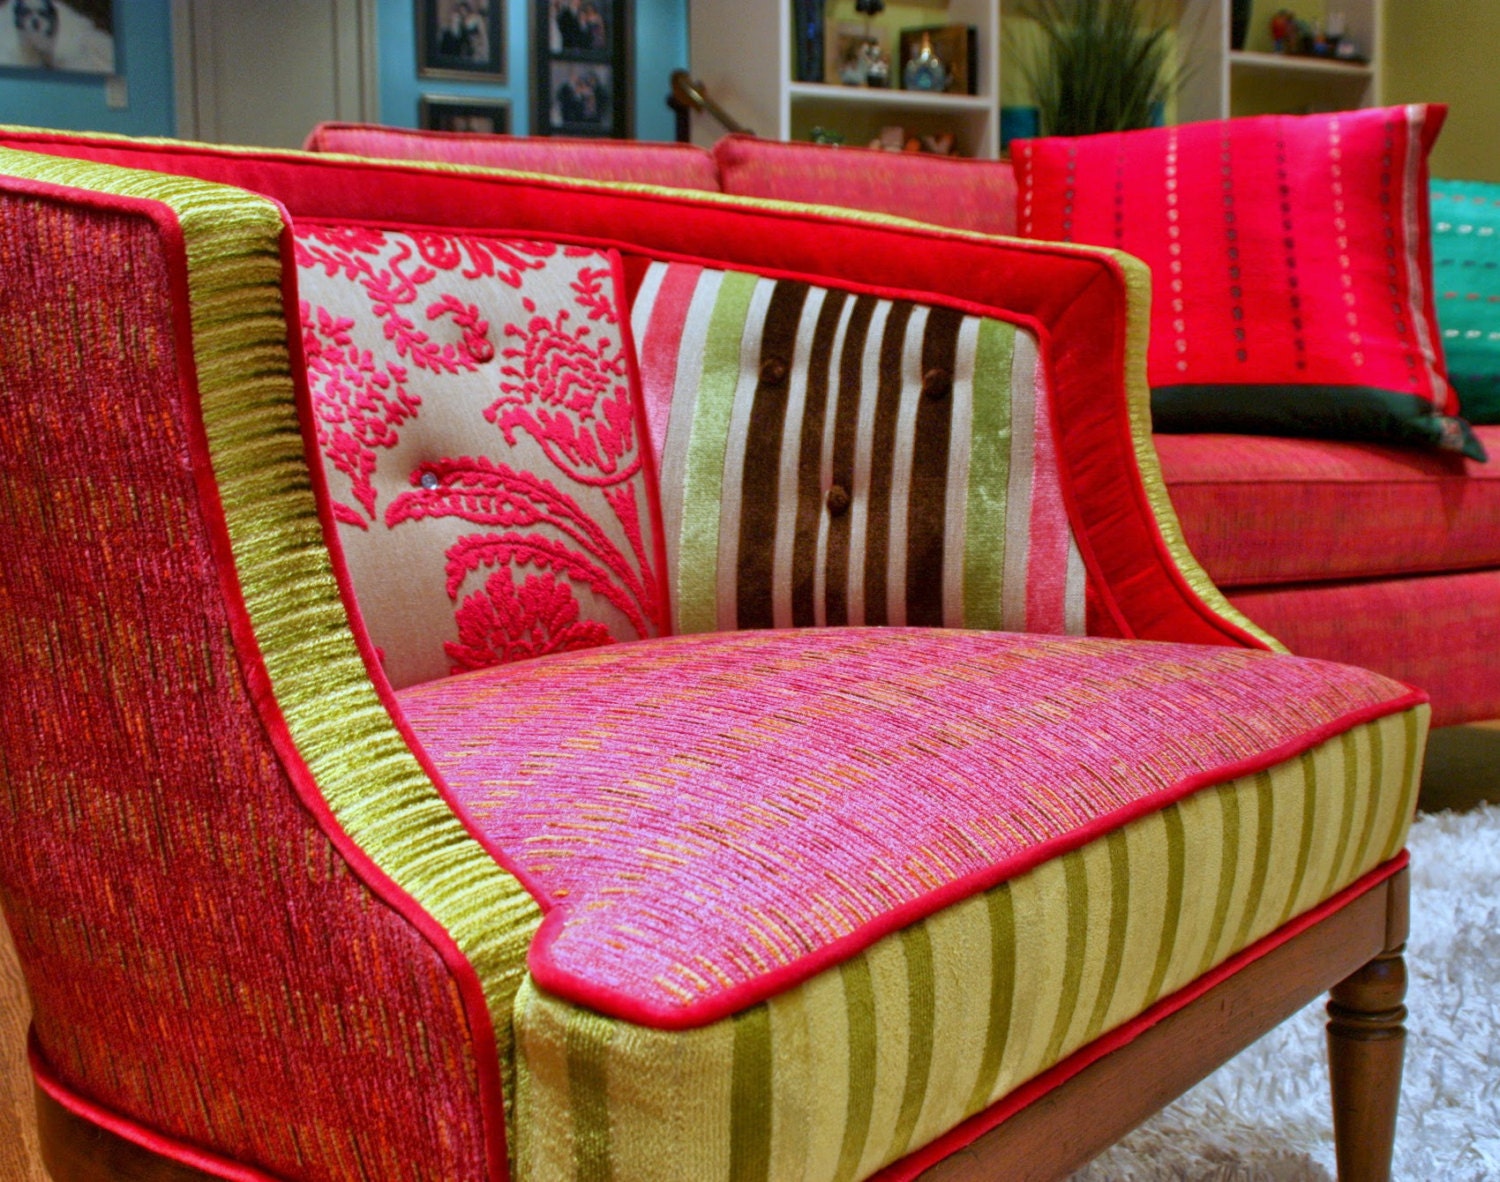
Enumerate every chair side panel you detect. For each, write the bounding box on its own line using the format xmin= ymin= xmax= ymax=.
xmin=0 ymin=187 xmax=492 ymax=1181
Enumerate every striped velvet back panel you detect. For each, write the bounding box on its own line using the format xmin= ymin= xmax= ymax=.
xmin=631 ymin=261 xmax=1088 ymax=636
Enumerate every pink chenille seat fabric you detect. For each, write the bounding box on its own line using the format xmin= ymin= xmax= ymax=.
xmin=395 ymin=625 xmax=1413 ymax=1029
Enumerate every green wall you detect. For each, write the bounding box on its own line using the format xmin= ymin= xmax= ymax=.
xmin=1383 ymin=0 xmax=1500 ymax=183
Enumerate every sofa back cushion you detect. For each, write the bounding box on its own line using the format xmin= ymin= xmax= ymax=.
xmin=305 ymin=122 xmax=723 ymax=191
xmin=294 ymin=222 xmax=667 ymax=687
xmin=631 ymin=260 xmax=1086 ymax=635
xmin=714 ymin=134 xmax=1019 ymax=236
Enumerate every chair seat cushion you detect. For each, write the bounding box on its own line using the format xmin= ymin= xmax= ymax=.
xmin=1158 ymin=426 xmax=1500 ymax=587
xmin=396 ymin=628 xmax=1422 ymax=1180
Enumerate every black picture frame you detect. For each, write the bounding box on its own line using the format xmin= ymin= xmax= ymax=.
xmin=533 ymin=0 xmax=630 ymax=139
xmin=418 ymin=0 xmax=506 ymax=81
xmin=420 ymin=95 xmax=513 ymax=135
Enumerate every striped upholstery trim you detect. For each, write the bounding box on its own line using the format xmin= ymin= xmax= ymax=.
xmin=631 ymin=262 xmax=1088 ymax=637
xmin=512 ymin=704 xmax=1425 ymax=1182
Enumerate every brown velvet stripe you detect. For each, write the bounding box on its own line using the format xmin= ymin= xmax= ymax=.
xmin=736 ymin=281 xmax=810 ymax=628
xmin=825 ymin=297 xmax=877 ymax=627
xmin=863 ymin=301 xmax=916 ymax=626
xmin=792 ymin=289 xmax=850 ymax=626
xmin=906 ymin=307 xmax=963 ymax=627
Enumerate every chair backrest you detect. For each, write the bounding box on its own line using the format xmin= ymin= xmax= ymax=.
xmin=305 ymin=120 xmax=723 ymax=191
xmin=0 ymin=127 xmax=1258 ymax=652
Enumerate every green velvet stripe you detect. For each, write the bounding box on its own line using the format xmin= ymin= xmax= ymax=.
xmin=963 ymin=319 xmax=1017 ymax=631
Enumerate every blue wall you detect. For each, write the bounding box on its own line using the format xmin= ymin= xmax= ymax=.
xmin=376 ymin=0 xmax=687 ymax=141
xmin=0 ymin=1 xmax=685 ymax=142
xmin=0 ymin=1 xmax=175 ymax=136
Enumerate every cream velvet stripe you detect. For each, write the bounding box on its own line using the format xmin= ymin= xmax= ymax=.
xmin=512 ymin=705 xmax=1425 ymax=1181
xmin=632 ymin=262 xmax=1089 ymax=638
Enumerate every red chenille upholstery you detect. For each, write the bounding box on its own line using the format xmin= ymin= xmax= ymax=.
xmin=713 ymin=133 xmax=1019 ymax=236
xmin=1158 ymin=425 xmax=1500 ymax=586
xmin=305 ymin=121 xmax=722 ymax=190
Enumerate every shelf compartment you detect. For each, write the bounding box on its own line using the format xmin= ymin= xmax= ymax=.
xmin=1229 ymin=50 xmax=1374 ymax=79
xmin=789 ymin=81 xmax=994 ymax=112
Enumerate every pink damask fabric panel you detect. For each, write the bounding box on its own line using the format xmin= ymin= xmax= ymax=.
xmin=294 ymin=224 xmax=667 ymax=688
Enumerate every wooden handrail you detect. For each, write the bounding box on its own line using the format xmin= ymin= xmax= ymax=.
xmin=667 ymin=70 xmax=754 ymax=141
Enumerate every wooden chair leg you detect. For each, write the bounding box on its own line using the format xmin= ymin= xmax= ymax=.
xmin=1326 ymin=943 xmax=1407 ymax=1182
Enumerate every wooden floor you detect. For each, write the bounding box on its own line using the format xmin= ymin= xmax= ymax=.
xmin=1 ymin=724 xmax=1496 ymax=1182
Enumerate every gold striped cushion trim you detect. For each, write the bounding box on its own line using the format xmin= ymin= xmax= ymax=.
xmin=512 ymin=705 xmax=1424 ymax=1182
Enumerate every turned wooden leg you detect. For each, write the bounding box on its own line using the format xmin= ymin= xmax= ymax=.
xmin=1326 ymin=943 xmax=1407 ymax=1182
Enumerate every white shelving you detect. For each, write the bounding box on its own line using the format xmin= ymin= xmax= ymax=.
xmin=687 ymin=0 xmax=1382 ymax=159
xmin=689 ymin=1 xmax=1002 ymax=158
xmin=1177 ymin=0 xmax=1382 ymax=123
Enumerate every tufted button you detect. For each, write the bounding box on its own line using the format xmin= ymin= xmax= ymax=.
xmin=825 ymin=484 xmax=850 ymax=516
xmin=470 ymin=339 xmax=495 ymax=363
xmin=420 ymin=470 xmax=440 ymax=490
xmin=922 ymin=367 xmax=951 ymax=402
xmin=760 ymin=357 xmax=788 ymax=385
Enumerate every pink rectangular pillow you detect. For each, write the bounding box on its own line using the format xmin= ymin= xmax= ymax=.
xmin=1014 ymin=105 xmax=1484 ymax=460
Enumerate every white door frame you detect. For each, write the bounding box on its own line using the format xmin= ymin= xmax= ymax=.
xmin=171 ymin=0 xmax=380 ymax=141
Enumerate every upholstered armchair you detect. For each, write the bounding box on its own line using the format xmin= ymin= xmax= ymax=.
xmin=0 ymin=129 xmax=1421 ymax=1181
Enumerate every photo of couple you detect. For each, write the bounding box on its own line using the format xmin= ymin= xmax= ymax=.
xmin=548 ymin=0 xmax=607 ymax=53
xmin=550 ymin=61 xmax=611 ymax=128
xmin=419 ymin=0 xmax=504 ymax=79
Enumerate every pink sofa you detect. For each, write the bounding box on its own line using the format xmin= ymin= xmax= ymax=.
xmin=307 ymin=122 xmax=1500 ymax=727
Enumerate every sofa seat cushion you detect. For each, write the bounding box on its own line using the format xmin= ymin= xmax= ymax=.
xmin=1158 ymin=426 xmax=1500 ymax=587
xmin=396 ymin=627 xmax=1422 ymax=1180
xmin=1230 ymin=568 xmax=1500 ymax=728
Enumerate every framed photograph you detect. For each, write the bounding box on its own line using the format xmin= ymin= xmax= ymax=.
xmin=420 ymin=95 xmax=512 ymax=135
xmin=898 ymin=24 xmax=977 ymax=95
xmin=418 ymin=0 xmax=506 ymax=81
xmin=533 ymin=0 xmax=630 ymax=138
xmin=0 ymin=0 xmax=115 ymax=74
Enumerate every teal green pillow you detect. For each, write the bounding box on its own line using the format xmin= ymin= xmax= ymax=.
xmin=1432 ymin=179 xmax=1500 ymax=425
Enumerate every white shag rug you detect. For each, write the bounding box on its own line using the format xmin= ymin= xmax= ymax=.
xmin=1072 ymin=804 xmax=1500 ymax=1182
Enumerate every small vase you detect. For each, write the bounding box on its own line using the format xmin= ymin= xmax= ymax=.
xmin=903 ymin=32 xmax=948 ymax=92
xmin=1230 ymin=0 xmax=1252 ymax=50
xmin=794 ymin=0 xmax=824 ymax=83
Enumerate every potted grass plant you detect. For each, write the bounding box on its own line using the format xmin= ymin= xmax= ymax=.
xmin=1018 ymin=0 xmax=1181 ymax=136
